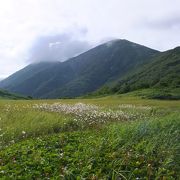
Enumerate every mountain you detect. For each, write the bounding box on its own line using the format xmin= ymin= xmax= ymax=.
xmin=106 ymin=47 xmax=180 ymax=97
xmin=0 ymin=89 xmax=29 ymax=100
xmin=0 ymin=39 xmax=159 ymax=98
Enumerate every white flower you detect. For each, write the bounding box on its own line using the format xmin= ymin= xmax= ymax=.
xmin=22 ymin=131 xmax=26 ymax=134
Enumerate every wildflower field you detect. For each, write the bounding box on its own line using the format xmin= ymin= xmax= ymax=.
xmin=0 ymin=95 xmax=180 ymax=179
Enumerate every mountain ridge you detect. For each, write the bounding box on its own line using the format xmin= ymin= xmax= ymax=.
xmin=0 ymin=39 xmax=161 ymax=98
xmin=112 ymin=46 xmax=180 ymax=92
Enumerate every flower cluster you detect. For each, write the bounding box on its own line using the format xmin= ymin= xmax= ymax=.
xmin=118 ymin=104 xmax=152 ymax=110
xmin=33 ymin=103 xmax=99 ymax=116
xmin=33 ymin=103 xmax=150 ymax=126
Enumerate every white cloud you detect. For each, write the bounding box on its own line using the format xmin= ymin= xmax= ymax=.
xmin=0 ymin=0 xmax=180 ymax=78
xmin=49 ymin=42 xmax=61 ymax=49
xmin=28 ymin=32 xmax=92 ymax=63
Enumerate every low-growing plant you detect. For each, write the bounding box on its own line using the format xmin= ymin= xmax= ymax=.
xmin=0 ymin=97 xmax=179 ymax=179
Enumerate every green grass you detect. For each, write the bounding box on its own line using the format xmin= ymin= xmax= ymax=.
xmin=0 ymin=96 xmax=179 ymax=179
xmin=125 ymin=88 xmax=180 ymax=100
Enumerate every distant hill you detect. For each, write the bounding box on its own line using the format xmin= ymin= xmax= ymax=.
xmin=0 ymin=39 xmax=158 ymax=98
xmin=0 ymin=89 xmax=29 ymax=100
xmin=111 ymin=47 xmax=180 ymax=92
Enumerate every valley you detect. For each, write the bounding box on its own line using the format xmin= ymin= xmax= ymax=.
xmin=0 ymin=1 xmax=180 ymax=179
xmin=0 ymin=40 xmax=179 ymax=179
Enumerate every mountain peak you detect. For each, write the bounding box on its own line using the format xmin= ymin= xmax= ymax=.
xmin=104 ymin=39 xmax=120 ymax=47
xmin=103 ymin=39 xmax=151 ymax=49
xmin=0 ymin=40 xmax=159 ymax=98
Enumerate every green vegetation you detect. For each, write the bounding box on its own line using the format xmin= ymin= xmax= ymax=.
xmin=130 ymin=88 xmax=180 ymax=100
xmin=1 ymin=41 xmax=179 ymax=101
xmin=0 ymin=35 xmax=179 ymax=179
xmin=0 ymin=89 xmax=29 ymax=100
xmin=91 ymin=88 xmax=180 ymax=100
xmin=110 ymin=47 xmax=180 ymax=96
xmin=0 ymin=96 xmax=179 ymax=179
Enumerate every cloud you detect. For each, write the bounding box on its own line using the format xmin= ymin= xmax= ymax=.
xmin=143 ymin=15 xmax=180 ymax=30
xmin=27 ymin=30 xmax=92 ymax=63
xmin=0 ymin=0 xmax=180 ymax=78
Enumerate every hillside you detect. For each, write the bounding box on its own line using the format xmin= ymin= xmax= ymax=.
xmin=108 ymin=47 xmax=180 ymax=97
xmin=0 ymin=89 xmax=29 ymax=100
xmin=0 ymin=39 xmax=158 ymax=98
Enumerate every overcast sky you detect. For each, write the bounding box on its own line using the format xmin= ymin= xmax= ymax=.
xmin=0 ymin=0 xmax=180 ymax=79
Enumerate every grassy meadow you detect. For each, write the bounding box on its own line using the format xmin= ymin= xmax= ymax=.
xmin=0 ymin=96 xmax=180 ymax=179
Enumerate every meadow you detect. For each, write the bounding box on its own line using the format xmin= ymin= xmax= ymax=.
xmin=0 ymin=95 xmax=180 ymax=179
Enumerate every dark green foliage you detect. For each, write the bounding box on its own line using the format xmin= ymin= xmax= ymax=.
xmin=129 ymin=88 xmax=180 ymax=100
xmin=0 ymin=89 xmax=29 ymax=99
xmin=89 ymin=88 xmax=180 ymax=100
xmin=86 ymin=86 xmax=113 ymax=97
xmin=148 ymin=92 xmax=180 ymax=100
xmin=111 ymin=47 xmax=180 ymax=96
xmin=0 ymin=39 xmax=158 ymax=98
xmin=0 ymin=114 xmax=179 ymax=179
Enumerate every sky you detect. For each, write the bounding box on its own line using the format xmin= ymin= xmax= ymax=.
xmin=0 ymin=0 xmax=180 ymax=79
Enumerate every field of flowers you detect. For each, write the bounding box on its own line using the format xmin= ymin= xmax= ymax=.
xmin=0 ymin=96 xmax=179 ymax=179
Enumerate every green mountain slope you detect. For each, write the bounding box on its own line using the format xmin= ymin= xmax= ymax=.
xmin=0 ymin=89 xmax=29 ymax=100
xmin=0 ymin=62 xmax=59 ymax=93
xmin=107 ymin=47 xmax=180 ymax=98
xmin=0 ymin=39 xmax=158 ymax=98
